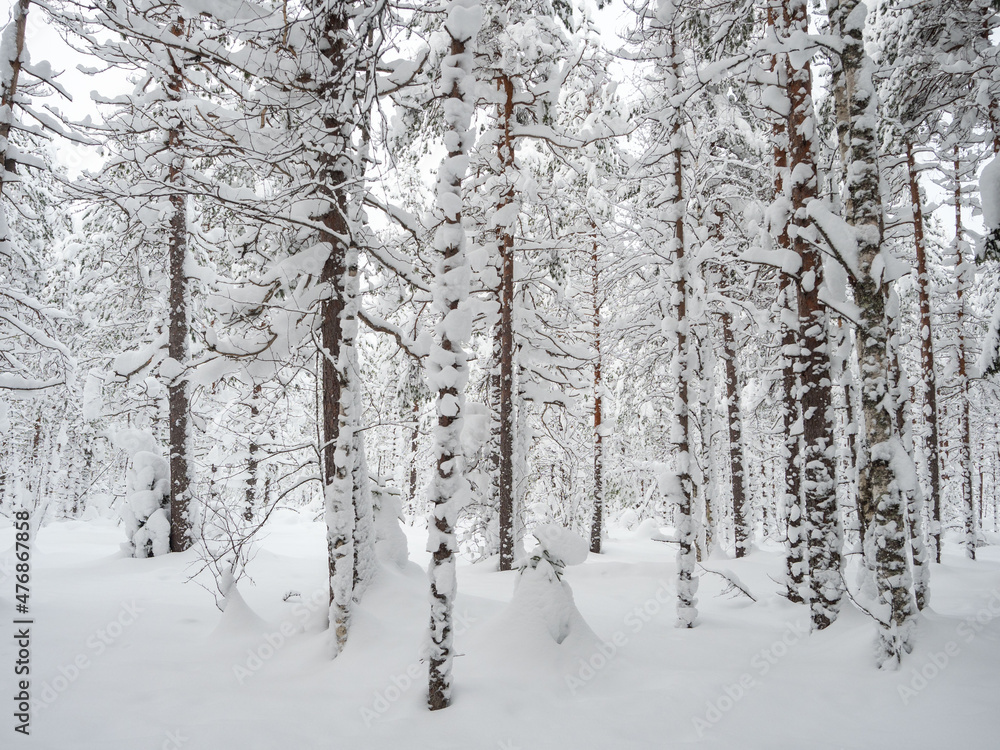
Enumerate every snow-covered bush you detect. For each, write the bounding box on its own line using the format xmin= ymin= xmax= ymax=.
xmin=117 ymin=431 xmax=170 ymax=558
xmin=518 ymin=523 xmax=589 ymax=580
xmin=372 ymin=476 xmax=408 ymax=568
xmin=510 ymin=524 xmax=590 ymax=643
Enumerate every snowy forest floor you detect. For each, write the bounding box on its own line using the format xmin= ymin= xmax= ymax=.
xmin=2 ymin=514 xmax=999 ymax=750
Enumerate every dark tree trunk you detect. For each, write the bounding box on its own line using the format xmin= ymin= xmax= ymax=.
xmin=496 ymin=74 xmax=517 ymax=571
xmin=906 ymin=140 xmax=942 ymax=563
xmin=166 ymin=14 xmax=193 ymax=553
xmin=245 ymin=383 xmax=261 ymax=522
xmin=786 ymin=0 xmax=840 ymax=630
xmin=722 ymin=311 xmax=749 ymax=557
xmin=590 ymin=235 xmax=604 ymax=554
xmin=953 ymin=153 xmax=976 ymax=561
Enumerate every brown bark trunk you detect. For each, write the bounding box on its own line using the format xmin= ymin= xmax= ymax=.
xmin=907 ymin=140 xmax=942 ymax=562
xmin=496 ymin=73 xmax=516 ymax=571
xmin=770 ymin=1 xmax=805 ymax=603
xmin=315 ymin=1 xmax=357 ymax=647
xmin=787 ymin=0 xmax=839 ymax=630
xmin=166 ymin=15 xmax=193 ymax=553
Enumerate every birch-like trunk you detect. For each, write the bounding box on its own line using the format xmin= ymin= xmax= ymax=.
xmin=315 ymin=0 xmax=360 ymax=656
xmin=953 ymin=153 xmax=976 ymax=561
xmin=722 ymin=310 xmax=749 ymax=557
xmin=590 ymin=234 xmax=604 ymax=554
xmin=427 ymin=0 xmax=479 ymax=709
xmin=664 ymin=24 xmax=697 ymax=628
xmin=834 ymin=0 xmax=915 ymax=665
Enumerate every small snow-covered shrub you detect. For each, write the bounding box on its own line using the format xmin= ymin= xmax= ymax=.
xmin=123 ymin=449 xmax=170 ymax=558
xmin=116 ymin=430 xmax=170 ymax=558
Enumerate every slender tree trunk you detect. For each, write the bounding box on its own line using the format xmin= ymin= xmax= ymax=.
xmin=831 ymin=318 xmax=859 ymax=548
xmin=787 ymin=0 xmax=840 ymax=631
xmin=769 ymin=1 xmax=805 ymax=603
xmin=316 ymin=0 xmax=359 ymax=656
xmin=953 ymin=153 xmax=976 ymax=561
xmin=0 ymin=0 xmax=29 ymax=203
xmin=835 ymin=0 xmax=914 ymax=664
xmin=891 ymin=331 xmax=929 ymax=611
xmin=496 ymin=73 xmax=517 ymax=571
xmin=428 ymin=3 xmax=478 ymax=709
xmin=590 ymin=235 xmax=604 ymax=554
xmin=166 ymin=14 xmax=194 ymax=553
xmin=666 ymin=25 xmax=697 ymax=628
xmin=907 ymin=140 xmax=942 ymax=563
xmin=722 ymin=311 xmax=749 ymax=557
xmin=245 ymin=384 xmax=261 ymax=522
xmin=408 ymin=399 xmax=419 ymax=511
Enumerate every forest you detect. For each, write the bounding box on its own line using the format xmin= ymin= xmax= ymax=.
xmin=1 ymin=0 xmax=999 ymax=747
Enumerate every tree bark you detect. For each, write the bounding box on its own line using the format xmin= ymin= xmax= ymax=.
xmin=590 ymin=235 xmax=604 ymax=554
xmin=835 ymin=0 xmax=915 ymax=664
xmin=953 ymin=153 xmax=976 ymax=561
xmin=722 ymin=311 xmax=749 ymax=557
xmin=787 ymin=0 xmax=840 ymax=631
xmin=428 ymin=3 xmax=478 ymax=709
xmin=496 ymin=73 xmax=517 ymax=571
xmin=166 ymin=13 xmax=194 ymax=554
xmin=315 ymin=0 xmax=360 ymax=656
xmin=906 ymin=140 xmax=942 ymax=563
xmin=0 ymin=0 xmax=29 ymax=200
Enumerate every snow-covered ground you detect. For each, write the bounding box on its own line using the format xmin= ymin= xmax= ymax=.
xmin=2 ymin=513 xmax=998 ymax=749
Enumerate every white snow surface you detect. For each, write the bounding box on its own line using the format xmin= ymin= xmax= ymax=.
xmin=1 ymin=518 xmax=999 ymax=749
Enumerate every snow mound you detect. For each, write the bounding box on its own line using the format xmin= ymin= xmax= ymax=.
xmin=211 ymin=585 xmax=269 ymax=640
xmin=372 ymin=480 xmax=408 ymax=568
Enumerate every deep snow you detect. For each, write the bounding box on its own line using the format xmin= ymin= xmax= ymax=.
xmin=1 ymin=513 xmax=998 ymax=750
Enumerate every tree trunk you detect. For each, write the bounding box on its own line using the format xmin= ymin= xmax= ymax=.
xmin=835 ymin=0 xmax=915 ymax=664
xmin=953 ymin=153 xmax=976 ymax=561
xmin=769 ymin=2 xmax=805 ymax=602
xmin=907 ymin=140 xmax=942 ymax=563
xmin=666 ymin=25 xmax=698 ymax=629
xmin=496 ymin=73 xmax=517 ymax=571
xmin=316 ymin=0 xmax=359 ymax=656
xmin=0 ymin=0 xmax=29 ymax=201
xmin=428 ymin=2 xmax=478 ymax=709
xmin=590 ymin=235 xmax=604 ymax=554
xmin=787 ymin=0 xmax=840 ymax=631
xmin=722 ymin=311 xmax=749 ymax=557
xmin=245 ymin=383 xmax=261 ymax=522
xmin=166 ymin=13 xmax=194 ymax=554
